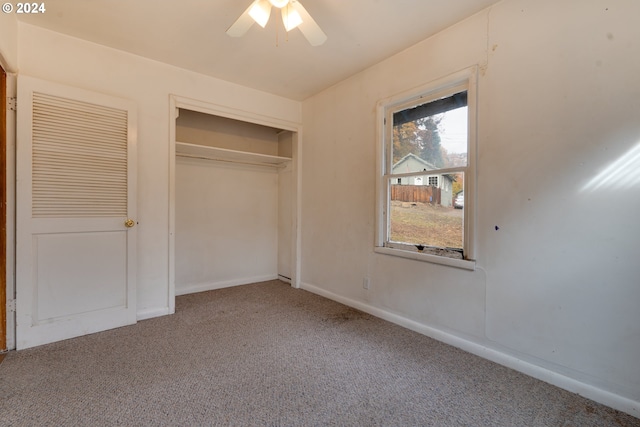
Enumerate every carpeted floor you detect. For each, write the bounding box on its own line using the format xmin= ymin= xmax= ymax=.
xmin=0 ymin=280 xmax=638 ymax=426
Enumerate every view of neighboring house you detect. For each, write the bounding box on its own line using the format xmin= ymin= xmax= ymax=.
xmin=392 ymin=153 xmax=454 ymax=207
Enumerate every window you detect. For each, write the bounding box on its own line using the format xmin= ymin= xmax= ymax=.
xmin=376 ymin=68 xmax=477 ymax=269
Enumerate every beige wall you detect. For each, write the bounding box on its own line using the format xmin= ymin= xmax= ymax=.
xmin=177 ymin=109 xmax=281 ymax=155
xmin=175 ymin=157 xmax=279 ymax=294
xmin=0 ymin=13 xmax=17 ymax=71
xmin=301 ymin=0 xmax=640 ymax=414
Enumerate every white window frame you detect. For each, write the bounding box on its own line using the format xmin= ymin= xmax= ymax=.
xmin=375 ymin=67 xmax=477 ymax=270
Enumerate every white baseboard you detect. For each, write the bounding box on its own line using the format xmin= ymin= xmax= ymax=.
xmin=300 ymin=282 xmax=640 ymax=419
xmin=136 ymin=307 xmax=171 ymax=321
xmin=175 ymin=274 xmax=279 ymax=296
xmin=278 ymin=274 xmax=292 ymax=284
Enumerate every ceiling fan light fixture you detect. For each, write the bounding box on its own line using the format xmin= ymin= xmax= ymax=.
xmin=281 ymin=7 xmax=302 ymax=32
xmin=269 ymin=0 xmax=290 ymax=8
xmin=227 ymin=0 xmax=326 ymax=46
xmin=248 ymin=0 xmax=271 ymax=28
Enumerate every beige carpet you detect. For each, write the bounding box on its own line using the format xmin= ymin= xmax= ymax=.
xmin=0 ymin=280 xmax=638 ymax=426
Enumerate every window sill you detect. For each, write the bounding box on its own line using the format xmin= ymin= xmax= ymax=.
xmin=374 ymin=246 xmax=476 ymax=271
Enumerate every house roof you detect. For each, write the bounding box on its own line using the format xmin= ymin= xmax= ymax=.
xmin=392 ymin=153 xmax=455 ymax=183
xmin=392 ymin=153 xmax=436 ymax=172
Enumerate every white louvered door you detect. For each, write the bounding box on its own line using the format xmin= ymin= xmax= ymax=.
xmin=16 ymin=76 xmax=137 ymax=350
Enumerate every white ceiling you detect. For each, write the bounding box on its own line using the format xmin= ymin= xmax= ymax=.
xmin=17 ymin=0 xmax=501 ymax=101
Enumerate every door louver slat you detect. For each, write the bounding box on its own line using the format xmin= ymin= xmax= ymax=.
xmin=32 ymin=92 xmax=129 ymax=218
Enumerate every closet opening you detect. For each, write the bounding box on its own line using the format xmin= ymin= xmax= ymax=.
xmin=169 ymin=97 xmax=300 ymax=310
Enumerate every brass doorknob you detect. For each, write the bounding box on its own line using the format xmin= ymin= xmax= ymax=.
xmin=124 ymin=219 xmax=135 ymax=228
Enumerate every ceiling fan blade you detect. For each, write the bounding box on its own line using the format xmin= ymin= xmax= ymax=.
xmin=290 ymin=1 xmax=327 ymax=46
xmin=226 ymin=1 xmax=258 ymax=37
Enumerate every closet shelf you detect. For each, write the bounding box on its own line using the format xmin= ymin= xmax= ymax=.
xmin=176 ymin=142 xmax=291 ymax=167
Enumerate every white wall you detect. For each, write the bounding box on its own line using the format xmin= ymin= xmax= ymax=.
xmin=16 ymin=23 xmax=301 ymax=319
xmin=0 ymin=12 xmax=17 ymax=71
xmin=301 ymin=0 xmax=640 ymax=416
xmin=176 ymin=109 xmax=281 ymax=155
xmin=175 ymin=158 xmax=279 ymax=294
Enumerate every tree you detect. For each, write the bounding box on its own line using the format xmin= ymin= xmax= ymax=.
xmin=452 ymin=173 xmax=464 ymax=195
xmin=416 ymin=115 xmax=444 ymax=168
xmin=392 ymin=121 xmax=419 ymax=164
xmin=392 ymin=114 xmax=444 ymax=167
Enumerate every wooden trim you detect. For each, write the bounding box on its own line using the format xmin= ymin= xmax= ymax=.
xmin=1 ymin=64 xmax=7 ymax=351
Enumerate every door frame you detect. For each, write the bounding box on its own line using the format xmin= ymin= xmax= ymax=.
xmin=0 ymin=60 xmax=16 ymax=351
xmin=1 ymin=63 xmax=6 ymax=352
xmin=168 ymin=95 xmax=302 ymax=307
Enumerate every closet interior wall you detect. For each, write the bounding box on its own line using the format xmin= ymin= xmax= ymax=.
xmin=175 ymin=109 xmax=293 ymax=295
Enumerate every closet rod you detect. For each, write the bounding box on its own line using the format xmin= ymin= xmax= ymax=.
xmin=176 ymin=152 xmax=287 ymax=169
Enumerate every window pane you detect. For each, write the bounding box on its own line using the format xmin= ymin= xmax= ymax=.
xmin=389 ymin=173 xmax=464 ymax=250
xmin=439 ymin=106 xmax=468 ymax=167
xmin=392 ymin=94 xmax=467 ymax=170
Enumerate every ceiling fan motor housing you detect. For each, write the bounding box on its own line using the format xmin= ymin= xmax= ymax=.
xmin=269 ymin=0 xmax=290 ymax=8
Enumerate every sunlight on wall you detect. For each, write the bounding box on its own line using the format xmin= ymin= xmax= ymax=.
xmin=582 ymin=142 xmax=640 ymax=192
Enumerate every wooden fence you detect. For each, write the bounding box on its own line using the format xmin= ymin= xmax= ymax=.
xmin=391 ymin=185 xmax=441 ymax=204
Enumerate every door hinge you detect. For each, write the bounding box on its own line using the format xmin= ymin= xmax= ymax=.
xmin=7 ymin=97 xmax=16 ymax=111
xmin=7 ymin=299 xmax=16 ymax=313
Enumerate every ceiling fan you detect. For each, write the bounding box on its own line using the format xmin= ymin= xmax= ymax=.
xmin=226 ymin=0 xmax=327 ymax=46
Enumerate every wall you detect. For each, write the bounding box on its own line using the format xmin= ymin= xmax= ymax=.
xmin=174 ymin=111 xmax=283 ymax=294
xmin=300 ymin=0 xmax=640 ymax=416
xmin=16 ymin=23 xmax=301 ymax=320
xmin=176 ymin=109 xmax=281 ymax=155
xmin=0 ymin=12 xmax=17 ymax=71
xmin=175 ymin=158 xmax=279 ymax=294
